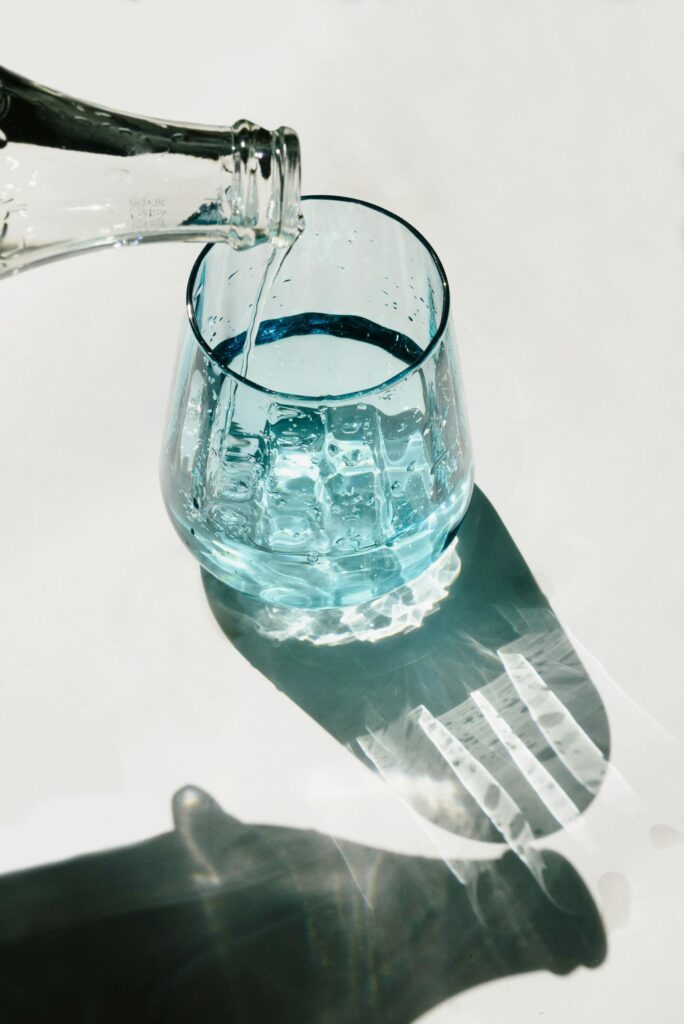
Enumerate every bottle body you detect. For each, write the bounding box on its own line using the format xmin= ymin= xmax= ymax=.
xmin=0 ymin=67 xmax=300 ymax=278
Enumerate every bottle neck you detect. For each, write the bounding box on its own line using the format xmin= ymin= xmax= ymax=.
xmin=0 ymin=66 xmax=301 ymax=278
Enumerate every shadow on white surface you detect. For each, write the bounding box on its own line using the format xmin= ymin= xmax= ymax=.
xmin=0 ymin=785 xmax=604 ymax=1024
xmin=204 ymin=487 xmax=611 ymax=846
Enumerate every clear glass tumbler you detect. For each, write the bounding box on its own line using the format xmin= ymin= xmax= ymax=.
xmin=161 ymin=196 xmax=474 ymax=607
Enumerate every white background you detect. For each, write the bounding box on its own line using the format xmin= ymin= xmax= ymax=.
xmin=1 ymin=2 xmax=683 ymax=1021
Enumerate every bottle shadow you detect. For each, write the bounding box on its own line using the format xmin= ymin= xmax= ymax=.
xmin=0 ymin=786 xmax=605 ymax=1024
xmin=0 ymin=487 xmax=610 ymax=1021
xmin=203 ymin=486 xmax=611 ymax=843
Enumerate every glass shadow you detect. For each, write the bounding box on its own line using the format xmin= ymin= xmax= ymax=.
xmin=0 ymin=786 xmax=605 ymax=1023
xmin=203 ymin=486 xmax=611 ymax=844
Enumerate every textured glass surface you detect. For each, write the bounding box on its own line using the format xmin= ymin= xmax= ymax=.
xmin=162 ymin=197 xmax=474 ymax=607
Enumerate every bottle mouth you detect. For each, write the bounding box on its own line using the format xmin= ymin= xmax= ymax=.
xmin=271 ymin=126 xmax=301 ymax=246
xmin=221 ymin=121 xmax=301 ymax=249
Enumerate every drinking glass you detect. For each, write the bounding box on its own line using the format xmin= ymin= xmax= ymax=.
xmin=161 ymin=196 xmax=474 ymax=608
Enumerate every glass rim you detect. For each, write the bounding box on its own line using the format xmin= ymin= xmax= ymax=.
xmin=185 ymin=194 xmax=451 ymax=403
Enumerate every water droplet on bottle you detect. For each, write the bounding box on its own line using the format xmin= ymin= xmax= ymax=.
xmin=306 ymin=552 xmax=319 ymax=564
xmin=0 ymin=130 xmax=7 ymax=149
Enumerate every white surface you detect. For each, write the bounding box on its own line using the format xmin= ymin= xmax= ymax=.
xmin=1 ymin=2 xmax=684 ymax=1021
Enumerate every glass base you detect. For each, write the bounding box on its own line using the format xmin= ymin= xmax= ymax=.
xmin=166 ymin=477 xmax=472 ymax=610
xmin=233 ymin=537 xmax=462 ymax=645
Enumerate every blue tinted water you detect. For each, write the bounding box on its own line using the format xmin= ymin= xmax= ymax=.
xmin=164 ymin=315 xmax=472 ymax=607
xmin=212 ymin=312 xmax=424 ymax=370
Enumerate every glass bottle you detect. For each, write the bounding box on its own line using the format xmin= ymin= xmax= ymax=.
xmin=0 ymin=65 xmax=301 ymax=278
